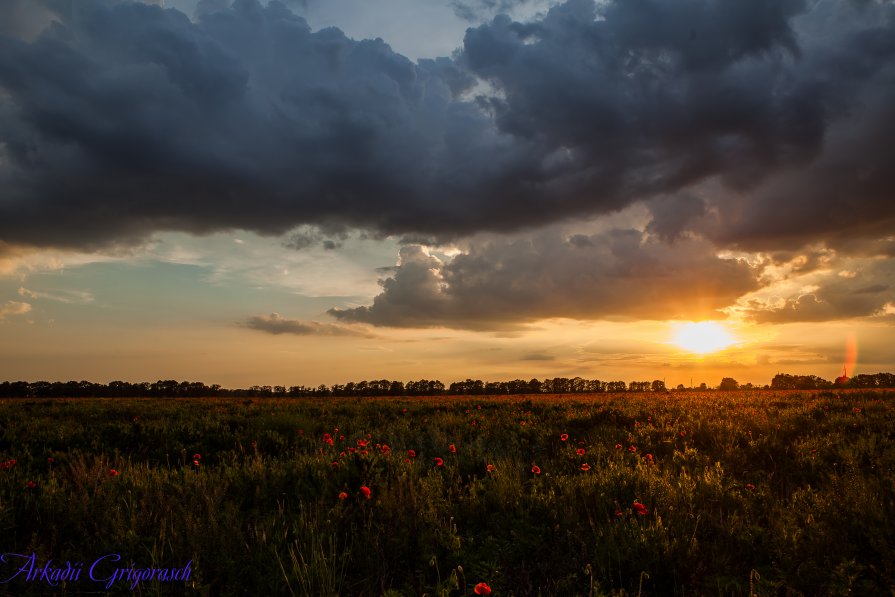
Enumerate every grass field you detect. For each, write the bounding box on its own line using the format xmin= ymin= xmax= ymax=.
xmin=1 ymin=390 xmax=893 ymax=596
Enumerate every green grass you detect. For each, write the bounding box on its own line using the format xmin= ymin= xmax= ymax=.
xmin=1 ymin=390 xmax=893 ymax=596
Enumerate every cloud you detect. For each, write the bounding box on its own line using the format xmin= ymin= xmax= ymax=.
xmin=0 ymin=300 xmax=31 ymax=320
xmin=0 ymin=0 xmax=892 ymax=256
xmin=744 ymin=257 xmax=895 ymax=323
xmin=18 ymin=286 xmax=94 ymax=304
xmin=244 ymin=312 xmax=374 ymax=336
xmin=329 ymin=228 xmax=759 ymax=329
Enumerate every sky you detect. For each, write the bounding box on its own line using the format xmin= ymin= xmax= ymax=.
xmin=0 ymin=0 xmax=893 ymax=389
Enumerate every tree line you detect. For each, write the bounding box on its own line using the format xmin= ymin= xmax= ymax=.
xmin=0 ymin=372 xmax=892 ymax=398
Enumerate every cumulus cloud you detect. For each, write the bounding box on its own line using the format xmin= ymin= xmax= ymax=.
xmin=0 ymin=0 xmax=892 ymax=255
xmin=329 ymin=229 xmax=759 ymax=329
xmin=744 ymin=257 xmax=895 ymax=323
xmin=244 ymin=312 xmax=374 ymax=336
xmin=0 ymin=300 xmax=31 ymax=320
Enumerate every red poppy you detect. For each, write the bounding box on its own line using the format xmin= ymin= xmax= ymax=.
xmin=338 ymin=491 xmax=348 ymax=500
xmin=381 ymin=444 xmax=391 ymax=454
xmin=434 ymin=457 xmax=444 ymax=467
xmin=449 ymin=444 xmax=457 ymax=453
xmin=193 ymin=459 xmax=201 ymax=467
xmin=25 ymin=480 xmax=37 ymax=489
xmin=632 ymin=501 xmax=648 ymax=515
xmin=324 ymin=437 xmax=334 ymax=446
xmin=47 ymin=457 xmax=54 ymax=464
xmin=193 ymin=453 xmax=202 ymax=460
xmin=331 ymin=461 xmax=340 ymax=468
xmin=745 ymin=483 xmax=756 ymax=491
xmin=1 ymin=459 xmax=16 ymax=470
xmin=680 ymin=431 xmax=687 ymax=438
xmin=531 ymin=465 xmax=541 ymax=475
xmin=580 ymin=463 xmax=591 ymax=471
xmin=474 ymin=582 xmax=492 ymax=595
xmin=628 ymin=445 xmax=637 ymax=453
xmin=614 ymin=508 xmax=623 ymax=518
xmin=560 ymin=433 xmax=569 ymax=441
xmin=644 ymin=453 xmax=653 ymax=463
xmin=357 ymin=439 xmax=369 ymax=447
xmin=251 ymin=441 xmax=257 ymax=449
xmin=576 ymin=448 xmax=586 ymax=456
xmin=486 ymin=464 xmax=495 ymax=473
xmin=407 ymin=449 xmax=416 ymax=458
xmin=615 ymin=443 xmax=623 ymax=450
xmin=360 ymin=486 xmax=372 ymax=500
xmin=109 ymin=469 xmax=120 ymax=477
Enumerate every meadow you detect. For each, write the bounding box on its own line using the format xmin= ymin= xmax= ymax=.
xmin=0 ymin=390 xmax=893 ymax=596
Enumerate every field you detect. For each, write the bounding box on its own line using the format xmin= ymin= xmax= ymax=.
xmin=1 ymin=390 xmax=893 ymax=596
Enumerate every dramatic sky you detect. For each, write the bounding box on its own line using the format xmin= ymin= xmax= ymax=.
xmin=1 ymin=0 xmax=893 ymax=388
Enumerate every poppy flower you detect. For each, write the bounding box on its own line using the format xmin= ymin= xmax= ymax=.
xmin=745 ymin=483 xmax=756 ymax=491
xmin=324 ymin=437 xmax=334 ymax=446
xmin=407 ymin=449 xmax=416 ymax=458
xmin=474 ymin=582 xmax=492 ymax=595
xmin=449 ymin=444 xmax=457 ymax=453
xmin=109 ymin=469 xmax=120 ymax=477
xmin=628 ymin=445 xmax=637 ymax=453
xmin=193 ymin=453 xmax=202 ymax=461
xmin=614 ymin=508 xmax=624 ymax=518
xmin=486 ymin=464 xmax=495 ymax=473
xmin=531 ymin=465 xmax=541 ymax=475
xmin=680 ymin=431 xmax=687 ymax=438
xmin=338 ymin=491 xmax=348 ymax=500
xmin=644 ymin=453 xmax=653 ymax=463
xmin=381 ymin=444 xmax=391 ymax=454
xmin=251 ymin=441 xmax=257 ymax=449
xmin=615 ymin=443 xmax=623 ymax=450
xmin=576 ymin=448 xmax=586 ymax=456
xmin=360 ymin=486 xmax=372 ymax=500
xmin=193 ymin=459 xmax=201 ymax=467
xmin=580 ymin=463 xmax=591 ymax=471
xmin=26 ymin=480 xmax=37 ymax=489
xmin=632 ymin=501 xmax=648 ymax=515
xmin=47 ymin=457 xmax=54 ymax=464
xmin=434 ymin=457 xmax=444 ymax=467
xmin=331 ymin=461 xmax=340 ymax=468
xmin=560 ymin=433 xmax=569 ymax=441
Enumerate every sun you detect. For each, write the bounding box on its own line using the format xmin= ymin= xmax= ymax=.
xmin=672 ymin=321 xmax=737 ymax=354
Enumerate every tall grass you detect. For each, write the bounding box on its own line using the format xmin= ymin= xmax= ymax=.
xmin=0 ymin=390 xmax=892 ymax=595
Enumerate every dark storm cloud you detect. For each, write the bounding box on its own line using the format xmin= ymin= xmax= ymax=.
xmin=1 ymin=0 xmax=893 ymax=254
xmin=328 ymin=229 xmax=759 ymax=329
xmin=244 ymin=312 xmax=373 ymax=336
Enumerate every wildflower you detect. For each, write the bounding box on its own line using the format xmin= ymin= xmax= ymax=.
xmin=434 ymin=457 xmax=444 ymax=467
xmin=632 ymin=501 xmax=648 ymax=515
xmin=745 ymin=483 xmax=756 ymax=491
xmin=338 ymin=491 xmax=348 ymax=500
xmin=348 ymin=447 xmax=357 ymax=453
xmin=576 ymin=448 xmax=586 ymax=456
xmin=560 ymin=433 xmax=569 ymax=441
xmin=680 ymin=431 xmax=687 ymax=438
xmin=360 ymin=486 xmax=372 ymax=500
xmin=193 ymin=453 xmax=202 ymax=461
xmin=628 ymin=445 xmax=637 ymax=453
xmin=474 ymin=582 xmax=492 ymax=595
xmin=531 ymin=465 xmax=541 ymax=475
xmin=1 ymin=459 xmax=16 ymax=470
xmin=47 ymin=457 xmax=54 ymax=464
xmin=193 ymin=459 xmax=201 ymax=467
xmin=580 ymin=463 xmax=591 ymax=471
xmin=26 ymin=481 xmax=37 ymax=489
xmin=644 ymin=453 xmax=653 ymax=463
xmin=331 ymin=461 xmax=340 ymax=469
xmin=615 ymin=443 xmax=623 ymax=450
xmin=380 ymin=444 xmax=391 ymax=454
xmin=407 ymin=449 xmax=416 ymax=459
xmin=449 ymin=444 xmax=457 ymax=453
xmin=251 ymin=441 xmax=257 ymax=449
xmin=614 ymin=508 xmax=623 ymax=518
xmin=486 ymin=464 xmax=495 ymax=473
xmin=109 ymin=469 xmax=120 ymax=477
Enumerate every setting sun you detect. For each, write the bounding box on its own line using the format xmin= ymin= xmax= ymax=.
xmin=672 ymin=321 xmax=737 ymax=354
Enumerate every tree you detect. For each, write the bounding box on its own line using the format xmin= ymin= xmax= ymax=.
xmin=651 ymin=380 xmax=667 ymax=392
xmin=719 ymin=377 xmax=739 ymax=391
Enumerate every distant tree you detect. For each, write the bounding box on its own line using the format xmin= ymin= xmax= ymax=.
xmin=699 ymin=382 xmax=708 ymax=390
xmin=651 ymin=380 xmax=666 ymax=392
xmin=719 ymin=377 xmax=739 ymax=391
xmin=676 ymin=383 xmax=686 ymax=391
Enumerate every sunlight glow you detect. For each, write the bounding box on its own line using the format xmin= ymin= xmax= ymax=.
xmin=672 ymin=321 xmax=736 ymax=354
